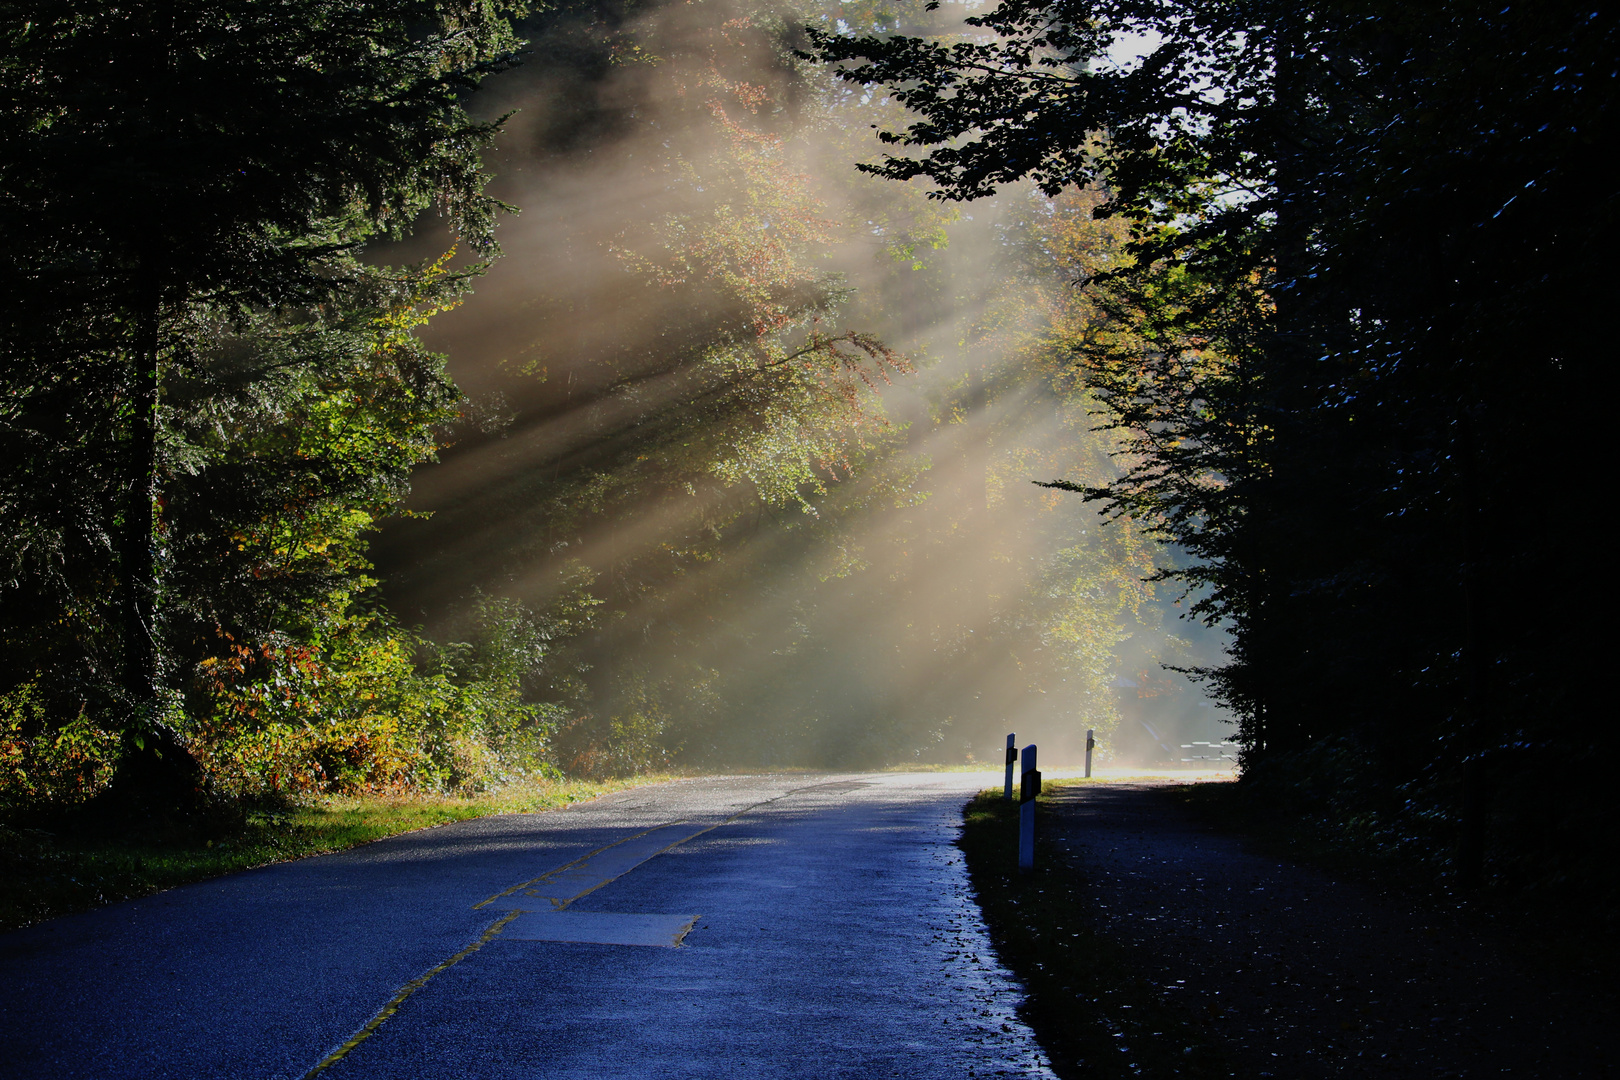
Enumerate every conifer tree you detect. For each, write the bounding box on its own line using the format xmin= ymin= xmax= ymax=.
xmin=812 ymin=0 xmax=1617 ymax=893
xmin=0 ymin=0 xmax=526 ymax=806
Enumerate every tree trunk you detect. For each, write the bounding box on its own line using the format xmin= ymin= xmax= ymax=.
xmin=1237 ymin=10 xmax=1310 ymax=760
xmin=100 ymin=296 xmax=203 ymax=821
xmin=121 ymin=302 xmax=159 ymax=711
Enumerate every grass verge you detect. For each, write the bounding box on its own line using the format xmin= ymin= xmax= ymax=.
xmin=0 ymin=774 xmax=668 ymax=933
xmin=959 ymin=783 xmax=1234 ymax=1079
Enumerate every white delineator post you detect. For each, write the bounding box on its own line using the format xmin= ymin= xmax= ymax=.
xmin=1084 ymin=728 xmax=1095 ymax=778
xmin=1018 ymin=743 xmax=1040 ymax=873
xmin=1003 ymin=732 xmax=1018 ymax=800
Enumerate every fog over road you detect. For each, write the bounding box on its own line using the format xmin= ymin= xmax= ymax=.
xmin=0 ymin=773 xmax=1055 ymax=1079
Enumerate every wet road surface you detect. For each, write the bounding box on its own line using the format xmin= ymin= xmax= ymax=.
xmin=0 ymin=772 xmax=1055 ymax=1079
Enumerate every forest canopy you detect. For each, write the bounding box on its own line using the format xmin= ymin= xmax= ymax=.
xmin=4 ymin=0 xmax=1609 ymax=906
xmin=2 ymin=0 xmax=1197 ymax=824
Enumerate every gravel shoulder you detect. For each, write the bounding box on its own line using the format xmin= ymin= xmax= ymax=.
xmin=1041 ymin=781 xmax=1618 ymax=1078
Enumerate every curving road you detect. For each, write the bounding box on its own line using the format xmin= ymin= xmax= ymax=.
xmin=0 ymin=773 xmax=1055 ymax=1080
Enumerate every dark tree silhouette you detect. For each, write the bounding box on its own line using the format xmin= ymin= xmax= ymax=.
xmin=813 ymin=0 xmax=1617 ymax=896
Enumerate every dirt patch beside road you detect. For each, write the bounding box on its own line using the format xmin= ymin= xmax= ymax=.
xmin=1035 ymin=781 xmax=1617 ymax=1077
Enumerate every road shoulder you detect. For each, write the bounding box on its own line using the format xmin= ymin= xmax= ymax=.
xmin=965 ymin=779 xmax=1620 ymax=1079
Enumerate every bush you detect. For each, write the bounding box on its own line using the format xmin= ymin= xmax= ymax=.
xmin=0 ymin=681 xmax=120 ymax=816
xmin=191 ymin=599 xmax=567 ymax=797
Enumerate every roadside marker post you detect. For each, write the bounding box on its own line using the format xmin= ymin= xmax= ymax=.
xmin=1084 ymin=728 xmax=1095 ymax=778
xmin=1018 ymin=743 xmax=1040 ymax=873
xmin=1003 ymin=733 xmax=1018 ymax=800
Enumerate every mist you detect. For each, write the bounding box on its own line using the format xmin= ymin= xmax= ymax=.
xmin=368 ymin=0 xmax=1234 ymax=772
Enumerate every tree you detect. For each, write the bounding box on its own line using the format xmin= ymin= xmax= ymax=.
xmin=812 ymin=0 xmax=1618 ymax=892
xmin=0 ymin=0 xmax=526 ymax=807
xmin=354 ymin=0 xmax=1190 ymax=774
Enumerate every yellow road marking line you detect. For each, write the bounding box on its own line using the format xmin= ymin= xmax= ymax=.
xmin=669 ymin=913 xmax=701 ymax=946
xmin=298 ymin=910 xmax=523 ymax=1080
xmin=472 ymin=822 xmax=682 ymax=910
xmin=474 ymin=780 xmax=867 ymax=913
xmin=301 ymin=779 xmax=871 ymax=1076
xmin=520 ymin=824 xmax=714 ymax=911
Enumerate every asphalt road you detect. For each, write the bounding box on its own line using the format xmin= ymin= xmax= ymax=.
xmin=0 ymin=772 xmax=1056 ymax=1080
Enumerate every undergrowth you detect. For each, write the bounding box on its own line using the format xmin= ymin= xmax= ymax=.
xmin=1159 ymin=779 xmax=1620 ymax=984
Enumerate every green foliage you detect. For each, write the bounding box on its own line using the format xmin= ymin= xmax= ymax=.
xmin=0 ymin=681 xmax=120 ymax=815
xmin=0 ymin=0 xmax=540 ymax=812
xmin=190 ymin=585 xmax=592 ymax=797
xmin=3 ymin=0 xmax=1195 ymax=817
